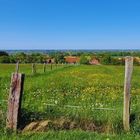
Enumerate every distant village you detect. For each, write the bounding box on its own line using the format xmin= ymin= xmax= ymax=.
xmin=47 ymin=56 xmax=100 ymax=65
xmin=1 ymin=50 xmax=140 ymax=65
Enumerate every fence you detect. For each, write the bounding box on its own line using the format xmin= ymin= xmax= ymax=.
xmin=0 ymin=63 xmax=71 ymax=130
xmin=0 ymin=58 xmax=137 ymax=132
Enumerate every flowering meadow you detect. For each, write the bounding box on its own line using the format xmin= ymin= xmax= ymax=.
xmin=0 ymin=64 xmax=140 ymax=139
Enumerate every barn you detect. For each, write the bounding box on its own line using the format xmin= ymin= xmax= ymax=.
xmin=65 ymin=56 xmax=80 ymax=64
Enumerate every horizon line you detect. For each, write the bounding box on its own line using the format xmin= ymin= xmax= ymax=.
xmin=1 ymin=49 xmax=140 ymax=51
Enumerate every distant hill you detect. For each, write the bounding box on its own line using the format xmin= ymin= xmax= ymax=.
xmin=1 ymin=49 xmax=140 ymax=55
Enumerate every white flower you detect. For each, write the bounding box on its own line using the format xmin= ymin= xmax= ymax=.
xmin=54 ymin=100 xmax=58 ymax=104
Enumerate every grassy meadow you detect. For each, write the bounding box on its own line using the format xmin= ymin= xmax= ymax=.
xmin=1 ymin=64 xmax=140 ymax=139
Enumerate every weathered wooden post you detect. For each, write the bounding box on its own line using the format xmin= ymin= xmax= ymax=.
xmin=6 ymin=64 xmax=25 ymax=131
xmin=43 ymin=63 xmax=46 ymax=73
xmin=32 ymin=63 xmax=36 ymax=74
xmin=123 ymin=56 xmax=133 ymax=131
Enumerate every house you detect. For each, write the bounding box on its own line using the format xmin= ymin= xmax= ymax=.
xmin=65 ymin=56 xmax=80 ymax=64
xmin=134 ymin=57 xmax=140 ymax=62
xmin=89 ymin=58 xmax=100 ymax=65
xmin=46 ymin=58 xmax=55 ymax=64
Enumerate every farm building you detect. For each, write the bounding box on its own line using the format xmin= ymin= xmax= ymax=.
xmin=134 ymin=57 xmax=140 ymax=62
xmin=46 ymin=58 xmax=55 ymax=64
xmin=89 ymin=58 xmax=100 ymax=65
xmin=65 ymin=56 xmax=80 ymax=64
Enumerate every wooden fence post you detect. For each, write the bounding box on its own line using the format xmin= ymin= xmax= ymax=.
xmin=123 ymin=56 xmax=133 ymax=131
xmin=32 ymin=63 xmax=36 ymax=74
xmin=6 ymin=73 xmax=25 ymax=131
xmin=43 ymin=63 xmax=46 ymax=73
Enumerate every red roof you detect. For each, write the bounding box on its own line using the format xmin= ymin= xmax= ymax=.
xmin=65 ymin=56 xmax=80 ymax=63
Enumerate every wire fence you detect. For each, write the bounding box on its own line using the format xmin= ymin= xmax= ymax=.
xmin=1 ymin=94 xmax=140 ymax=113
xmin=0 ymin=63 xmax=74 ymax=78
xmin=1 ymin=87 xmax=140 ymax=131
xmin=0 ymin=60 xmax=140 ymax=131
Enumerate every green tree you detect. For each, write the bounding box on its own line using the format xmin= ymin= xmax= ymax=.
xmin=80 ymin=55 xmax=89 ymax=64
xmin=101 ymin=55 xmax=112 ymax=65
xmin=0 ymin=51 xmax=9 ymax=56
xmin=54 ymin=53 xmax=65 ymax=64
xmin=15 ymin=52 xmax=27 ymax=63
xmin=0 ymin=56 xmax=10 ymax=63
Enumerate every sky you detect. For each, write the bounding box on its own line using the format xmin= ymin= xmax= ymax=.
xmin=0 ymin=0 xmax=140 ymax=50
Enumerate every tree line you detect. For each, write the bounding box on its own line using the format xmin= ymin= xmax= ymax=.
xmin=0 ymin=51 xmax=140 ymax=65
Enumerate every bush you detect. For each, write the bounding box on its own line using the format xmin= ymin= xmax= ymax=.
xmin=0 ymin=56 xmax=10 ymax=63
xmin=100 ymin=55 xmax=112 ymax=65
xmin=80 ymin=55 xmax=89 ymax=64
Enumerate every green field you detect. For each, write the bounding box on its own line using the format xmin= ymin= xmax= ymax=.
xmin=1 ymin=64 xmax=140 ymax=139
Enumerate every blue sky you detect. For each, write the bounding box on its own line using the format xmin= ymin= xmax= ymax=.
xmin=0 ymin=0 xmax=140 ymax=50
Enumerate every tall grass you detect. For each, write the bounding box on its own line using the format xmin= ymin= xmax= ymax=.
xmin=0 ymin=64 xmax=140 ymax=139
